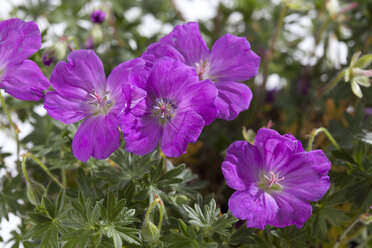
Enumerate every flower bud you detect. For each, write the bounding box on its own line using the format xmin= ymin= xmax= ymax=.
xmin=90 ymin=10 xmax=106 ymax=24
xmin=174 ymin=194 xmax=189 ymax=205
xmin=91 ymin=25 xmax=103 ymax=45
xmin=26 ymin=180 xmax=46 ymax=206
xmin=141 ymin=220 xmax=160 ymax=242
xmin=42 ymin=41 xmax=67 ymax=66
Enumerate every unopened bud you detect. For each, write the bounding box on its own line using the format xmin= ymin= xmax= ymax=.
xmin=91 ymin=25 xmax=103 ymax=45
xmin=26 ymin=180 xmax=46 ymax=206
xmin=141 ymin=221 xmax=160 ymax=242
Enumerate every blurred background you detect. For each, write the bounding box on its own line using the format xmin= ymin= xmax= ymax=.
xmin=0 ymin=0 xmax=371 ymax=247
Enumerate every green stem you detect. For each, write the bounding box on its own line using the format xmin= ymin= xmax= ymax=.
xmin=260 ymin=4 xmax=288 ymax=97
xmin=320 ymin=70 xmax=346 ymax=95
xmin=0 ymin=90 xmax=20 ymax=158
xmin=23 ymin=153 xmax=66 ymax=189
xmin=307 ymin=127 xmax=341 ymax=151
xmin=157 ymin=203 xmax=164 ymax=231
xmin=145 ymin=198 xmax=161 ymax=223
xmin=21 ymin=155 xmax=32 ymax=186
xmin=333 ymin=216 xmax=361 ymax=248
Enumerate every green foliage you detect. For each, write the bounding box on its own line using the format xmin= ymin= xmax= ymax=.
xmin=1 ymin=0 xmax=372 ymax=247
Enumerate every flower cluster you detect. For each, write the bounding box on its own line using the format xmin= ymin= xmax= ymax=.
xmin=1 ymin=18 xmax=331 ymax=230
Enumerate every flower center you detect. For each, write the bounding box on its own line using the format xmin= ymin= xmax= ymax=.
xmin=259 ymin=171 xmax=284 ymax=192
xmin=195 ymin=59 xmax=211 ymax=81
xmin=88 ymin=90 xmax=113 ymax=114
xmin=152 ymin=98 xmax=177 ymax=122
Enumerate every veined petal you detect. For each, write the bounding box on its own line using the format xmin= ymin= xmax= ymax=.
xmin=106 ymin=58 xmax=148 ymax=100
xmin=222 ymin=141 xmax=263 ymax=190
xmin=72 ymin=114 xmax=120 ymax=162
xmin=1 ymin=60 xmax=49 ymax=101
xmin=254 ymin=128 xmax=303 ymax=172
xmin=50 ymin=50 xmax=106 ymax=100
xmin=176 ymin=79 xmax=217 ymax=125
xmin=280 ymin=150 xmax=331 ymax=201
xmin=141 ymin=42 xmax=185 ymax=66
xmin=268 ymin=192 xmax=312 ymax=228
xmin=214 ymin=81 xmax=253 ymax=120
xmin=145 ymin=58 xmax=198 ymax=99
xmin=159 ymin=22 xmax=209 ymax=66
xmin=228 ymin=188 xmax=278 ymax=230
xmin=209 ymin=34 xmax=260 ymax=82
xmin=160 ymin=110 xmax=204 ymax=157
xmin=44 ymin=91 xmax=91 ymax=124
xmin=121 ymin=114 xmax=162 ymax=156
xmin=0 ymin=19 xmax=41 ymax=64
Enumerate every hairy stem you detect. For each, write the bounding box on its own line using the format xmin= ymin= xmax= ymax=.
xmin=307 ymin=127 xmax=341 ymax=151
xmin=22 ymin=152 xmax=66 ymax=189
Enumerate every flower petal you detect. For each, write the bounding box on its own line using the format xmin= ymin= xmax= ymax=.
xmin=268 ymin=192 xmax=312 ymax=228
xmin=0 ymin=19 xmax=41 ymax=64
xmin=158 ymin=22 xmax=209 ymax=66
xmin=121 ymin=114 xmax=162 ymax=156
xmin=1 ymin=60 xmax=49 ymax=101
xmin=280 ymin=150 xmax=331 ymax=201
xmin=106 ymin=58 xmax=148 ymax=101
xmin=209 ymin=34 xmax=260 ymax=82
xmin=50 ymin=50 xmax=106 ymax=100
xmin=160 ymin=110 xmax=204 ymax=157
xmin=44 ymin=91 xmax=91 ymax=124
xmin=214 ymin=81 xmax=253 ymax=120
xmin=145 ymin=58 xmax=198 ymax=99
xmin=222 ymin=141 xmax=263 ymax=190
xmin=72 ymin=114 xmax=120 ymax=162
xmin=176 ymin=79 xmax=217 ymax=125
xmin=141 ymin=42 xmax=186 ymax=66
xmin=228 ymin=188 xmax=278 ymax=229
xmin=254 ymin=128 xmax=303 ymax=172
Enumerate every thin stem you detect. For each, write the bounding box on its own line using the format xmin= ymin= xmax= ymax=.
xmin=145 ymin=197 xmax=161 ymax=223
xmin=259 ymin=4 xmax=288 ymax=98
xmin=333 ymin=216 xmax=361 ymax=248
xmin=21 ymin=155 xmax=32 ymax=185
xmin=157 ymin=202 xmax=164 ymax=231
xmin=22 ymin=152 xmax=66 ymax=189
xmin=0 ymin=90 xmax=20 ymax=158
xmin=320 ymin=70 xmax=346 ymax=95
xmin=307 ymin=127 xmax=341 ymax=151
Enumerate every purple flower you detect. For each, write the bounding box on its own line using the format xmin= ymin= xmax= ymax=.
xmin=0 ymin=18 xmax=49 ymax=101
xmin=222 ymin=128 xmax=331 ymax=229
xmin=142 ymin=22 xmax=260 ymax=120
xmin=119 ymin=58 xmax=217 ymax=157
xmin=90 ymin=10 xmax=106 ymax=24
xmin=44 ymin=50 xmax=147 ymax=162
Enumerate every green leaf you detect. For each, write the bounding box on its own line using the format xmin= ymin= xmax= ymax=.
xmin=353 ymin=54 xmax=372 ymax=68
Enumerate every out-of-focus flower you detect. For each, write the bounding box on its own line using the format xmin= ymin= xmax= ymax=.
xmin=119 ymin=58 xmax=217 ymax=157
xmin=44 ymin=50 xmax=147 ymax=162
xmin=0 ymin=18 xmax=49 ymax=101
xmin=42 ymin=40 xmax=67 ymax=66
xmin=142 ymin=22 xmax=260 ymax=121
xmin=222 ymin=128 xmax=331 ymax=229
xmin=344 ymin=52 xmax=372 ymax=98
xmin=90 ymin=9 xmax=106 ymax=24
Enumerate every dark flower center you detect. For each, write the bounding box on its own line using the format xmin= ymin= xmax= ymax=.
xmin=152 ymin=98 xmax=177 ymax=122
xmin=88 ymin=90 xmax=113 ymax=114
xmin=195 ymin=59 xmax=211 ymax=81
xmin=259 ymin=171 xmax=284 ymax=192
